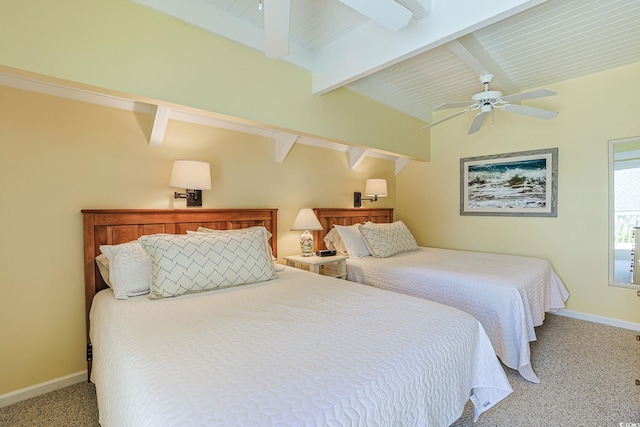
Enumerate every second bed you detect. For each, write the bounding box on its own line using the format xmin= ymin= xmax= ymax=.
xmin=314 ymin=208 xmax=569 ymax=384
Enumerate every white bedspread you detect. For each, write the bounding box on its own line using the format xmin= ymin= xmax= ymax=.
xmin=90 ymin=266 xmax=511 ymax=427
xmin=346 ymin=248 xmax=569 ymax=383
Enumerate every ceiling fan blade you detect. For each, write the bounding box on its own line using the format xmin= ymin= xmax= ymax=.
xmin=500 ymin=88 xmax=557 ymax=103
xmin=421 ymin=109 xmax=468 ymax=129
xmin=264 ymin=0 xmax=290 ymax=59
xmin=434 ymin=101 xmax=476 ymax=111
xmin=501 ymin=103 xmax=558 ymax=120
xmin=468 ymin=111 xmax=487 ymax=134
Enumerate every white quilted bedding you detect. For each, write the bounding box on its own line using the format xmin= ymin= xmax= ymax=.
xmin=90 ymin=266 xmax=512 ymax=427
xmin=346 ymin=248 xmax=570 ymax=383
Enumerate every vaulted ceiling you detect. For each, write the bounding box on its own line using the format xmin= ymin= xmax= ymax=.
xmin=130 ymin=0 xmax=640 ymax=124
xmin=2 ymin=0 xmax=639 ymax=171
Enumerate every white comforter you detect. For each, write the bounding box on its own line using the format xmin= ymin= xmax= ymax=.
xmin=90 ymin=266 xmax=511 ymax=427
xmin=347 ymin=248 xmax=569 ymax=383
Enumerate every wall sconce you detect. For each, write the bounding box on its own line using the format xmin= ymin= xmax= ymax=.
xmin=354 ymin=178 xmax=387 ymax=208
xmin=291 ymin=208 xmax=323 ymax=256
xmin=170 ymin=160 xmax=211 ymax=207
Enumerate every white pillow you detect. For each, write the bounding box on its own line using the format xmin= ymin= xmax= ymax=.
xmin=333 ymin=224 xmax=371 ymax=258
xmin=95 ymin=254 xmax=112 ymax=287
xmin=358 ymin=220 xmax=418 ymax=258
xmin=323 ymin=227 xmax=348 ymax=255
xmin=139 ymin=227 xmax=275 ymax=299
xmin=190 ymin=226 xmax=273 ymax=241
xmin=99 ymin=242 xmax=152 ymax=299
xmin=187 ymin=225 xmax=278 ymax=264
xmin=188 ymin=226 xmax=277 ymax=263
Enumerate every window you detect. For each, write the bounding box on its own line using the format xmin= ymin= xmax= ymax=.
xmin=609 ymin=137 xmax=640 ymax=288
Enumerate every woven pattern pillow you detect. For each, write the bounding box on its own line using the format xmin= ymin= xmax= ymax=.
xmin=358 ymin=220 xmax=418 ymax=258
xmin=188 ymin=226 xmax=276 ymax=263
xmin=139 ymin=227 xmax=275 ymax=299
xmin=192 ymin=226 xmax=273 ymax=241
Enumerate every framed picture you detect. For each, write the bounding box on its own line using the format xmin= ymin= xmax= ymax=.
xmin=460 ymin=148 xmax=558 ymax=217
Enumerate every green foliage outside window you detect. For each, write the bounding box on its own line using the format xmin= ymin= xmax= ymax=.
xmin=614 ymin=211 xmax=640 ymax=246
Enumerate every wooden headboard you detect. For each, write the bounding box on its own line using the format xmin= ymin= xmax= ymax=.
xmin=313 ymin=208 xmax=393 ymax=250
xmin=82 ymin=208 xmax=277 ymax=376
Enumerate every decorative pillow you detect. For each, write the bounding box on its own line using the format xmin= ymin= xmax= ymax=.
xmin=99 ymin=242 xmax=152 ymax=299
xmin=188 ymin=226 xmax=276 ymax=263
xmin=333 ymin=224 xmax=371 ymax=258
xmin=139 ymin=227 xmax=275 ymax=299
xmin=323 ymin=227 xmax=348 ymax=255
xmin=191 ymin=226 xmax=273 ymax=241
xmin=358 ymin=220 xmax=419 ymax=258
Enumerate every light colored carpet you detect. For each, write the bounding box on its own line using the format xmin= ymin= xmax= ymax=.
xmin=1 ymin=314 xmax=638 ymax=426
xmin=0 ymin=381 xmax=98 ymax=427
xmin=452 ymin=313 xmax=640 ymax=426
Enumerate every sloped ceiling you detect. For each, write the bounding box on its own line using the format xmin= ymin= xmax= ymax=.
xmin=2 ymin=0 xmax=639 ymax=170
xmin=130 ymin=0 xmax=640 ymax=123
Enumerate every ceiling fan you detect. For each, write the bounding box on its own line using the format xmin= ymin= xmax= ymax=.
xmin=422 ymin=73 xmax=558 ymax=135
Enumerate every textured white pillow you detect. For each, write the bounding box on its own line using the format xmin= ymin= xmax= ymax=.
xmin=358 ymin=220 xmax=419 ymax=258
xmin=323 ymin=227 xmax=348 ymax=255
xmin=139 ymin=227 xmax=275 ymax=299
xmin=333 ymin=224 xmax=371 ymax=258
xmin=99 ymin=242 xmax=152 ymax=299
xmin=95 ymin=254 xmax=112 ymax=287
xmin=191 ymin=226 xmax=273 ymax=241
xmin=188 ymin=226 xmax=277 ymax=263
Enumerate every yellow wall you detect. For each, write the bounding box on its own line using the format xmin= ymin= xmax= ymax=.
xmin=0 ymin=84 xmax=395 ymax=395
xmin=397 ymin=62 xmax=640 ymax=324
xmin=2 ymin=0 xmax=639 ymax=399
xmin=0 ymin=0 xmax=428 ymax=160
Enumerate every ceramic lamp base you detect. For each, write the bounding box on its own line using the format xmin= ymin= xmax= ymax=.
xmin=299 ymin=230 xmax=314 ymax=256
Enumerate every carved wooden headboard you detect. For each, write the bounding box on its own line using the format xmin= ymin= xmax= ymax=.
xmin=313 ymin=208 xmax=394 ymax=250
xmin=82 ymin=208 xmax=277 ymax=376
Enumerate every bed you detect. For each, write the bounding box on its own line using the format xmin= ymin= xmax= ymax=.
xmin=83 ymin=208 xmax=512 ymax=426
xmin=313 ymin=208 xmax=570 ymax=384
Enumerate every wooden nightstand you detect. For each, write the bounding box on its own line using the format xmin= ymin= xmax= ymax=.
xmin=283 ymin=254 xmax=349 ymax=279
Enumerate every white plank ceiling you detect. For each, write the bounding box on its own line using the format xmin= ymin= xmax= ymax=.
xmin=131 ymin=0 xmax=640 ymax=122
xmin=2 ymin=0 xmax=639 ymax=169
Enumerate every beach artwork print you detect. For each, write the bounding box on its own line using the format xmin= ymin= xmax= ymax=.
xmin=460 ymin=148 xmax=558 ymax=217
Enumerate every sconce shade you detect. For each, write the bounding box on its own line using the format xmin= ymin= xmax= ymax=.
xmin=291 ymin=208 xmax=323 ymax=231
xmin=170 ymin=160 xmax=211 ymax=190
xmin=364 ymin=179 xmax=388 ymax=197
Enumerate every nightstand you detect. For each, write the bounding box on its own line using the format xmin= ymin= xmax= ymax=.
xmin=283 ymin=254 xmax=349 ymax=279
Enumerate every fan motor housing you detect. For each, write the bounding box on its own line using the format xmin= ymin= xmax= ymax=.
xmin=472 ymin=90 xmax=503 ymax=102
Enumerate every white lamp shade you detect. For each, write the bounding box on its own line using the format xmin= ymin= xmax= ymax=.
xmin=291 ymin=208 xmax=323 ymax=231
xmin=170 ymin=160 xmax=211 ymax=190
xmin=364 ymin=179 xmax=387 ymax=197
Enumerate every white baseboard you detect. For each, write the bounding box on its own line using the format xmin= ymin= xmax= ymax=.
xmin=555 ymin=309 xmax=640 ymax=331
xmin=0 ymin=371 xmax=87 ymax=409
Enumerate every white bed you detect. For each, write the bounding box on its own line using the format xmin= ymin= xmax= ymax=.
xmin=90 ymin=267 xmax=512 ymax=426
xmin=83 ymin=209 xmax=512 ymax=427
xmin=313 ymin=208 xmax=569 ymax=384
